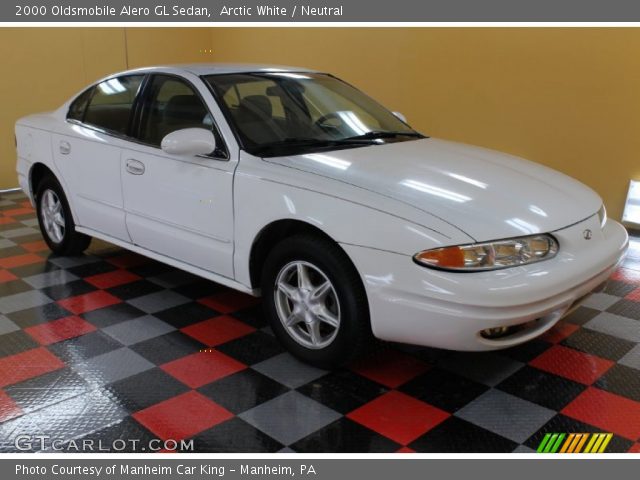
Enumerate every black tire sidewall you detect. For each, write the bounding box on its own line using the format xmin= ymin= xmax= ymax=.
xmin=262 ymin=235 xmax=369 ymax=368
xmin=35 ymin=176 xmax=76 ymax=254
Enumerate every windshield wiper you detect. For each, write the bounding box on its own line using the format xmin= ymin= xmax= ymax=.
xmin=252 ymin=137 xmax=375 ymax=155
xmin=344 ymin=130 xmax=425 ymax=141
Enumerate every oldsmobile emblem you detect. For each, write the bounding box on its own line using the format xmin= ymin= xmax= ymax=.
xmin=583 ymin=229 xmax=593 ymax=240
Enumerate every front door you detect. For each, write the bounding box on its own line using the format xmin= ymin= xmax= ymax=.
xmin=120 ymin=74 xmax=236 ymax=278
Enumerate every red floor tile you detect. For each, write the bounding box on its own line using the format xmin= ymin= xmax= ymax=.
xmin=161 ymin=350 xmax=246 ymax=388
xmin=0 ymin=253 xmax=44 ymax=269
xmin=0 ymin=389 xmax=22 ymax=422
xmin=181 ymin=315 xmax=256 ymax=347
xmin=628 ymin=443 xmax=640 ymax=453
xmin=350 ymin=349 xmax=430 ymax=388
xmin=198 ymin=290 xmax=260 ymax=314
xmin=529 ymin=345 xmax=614 ymax=384
xmin=562 ymin=387 xmax=640 ymax=441
xmin=2 ymin=207 xmax=34 ymax=217
xmin=347 ymin=391 xmax=449 ymax=445
xmin=20 ymin=240 xmax=49 ymax=253
xmin=0 ymin=217 xmax=16 ymax=225
xmin=541 ymin=322 xmax=580 ymax=344
xmin=25 ymin=316 xmax=97 ymax=345
xmin=133 ymin=390 xmax=233 ymax=440
xmin=0 ymin=348 xmax=65 ymax=388
xmin=85 ymin=269 xmax=141 ymax=289
xmin=612 ymin=267 xmax=640 ymax=284
xmin=57 ymin=290 xmax=121 ymax=315
xmin=0 ymin=269 xmax=18 ymax=283
xmin=397 ymin=447 xmax=416 ymax=453
xmin=106 ymin=252 xmax=150 ymax=269
xmin=625 ymin=288 xmax=640 ymax=303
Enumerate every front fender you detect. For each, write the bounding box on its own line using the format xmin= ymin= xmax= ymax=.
xmin=233 ymin=153 xmax=473 ymax=287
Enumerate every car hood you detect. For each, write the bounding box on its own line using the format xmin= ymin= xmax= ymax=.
xmin=267 ymin=138 xmax=602 ymax=242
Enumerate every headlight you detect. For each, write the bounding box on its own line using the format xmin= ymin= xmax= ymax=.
xmin=597 ymin=204 xmax=607 ymax=229
xmin=414 ymin=234 xmax=558 ymax=272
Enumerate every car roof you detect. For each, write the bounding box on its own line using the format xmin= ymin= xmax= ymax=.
xmin=117 ymin=63 xmax=320 ymax=76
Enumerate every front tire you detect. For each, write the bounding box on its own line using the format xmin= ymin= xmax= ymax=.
xmin=35 ymin=175 xmax=91 ymax=255
xmin=261 ymin=234 xmax=371 ymax=369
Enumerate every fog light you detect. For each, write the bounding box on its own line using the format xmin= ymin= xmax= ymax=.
xmin=480 ymin=326 xmax=510 ymax=339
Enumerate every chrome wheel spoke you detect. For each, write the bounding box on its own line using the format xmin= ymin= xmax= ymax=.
xmin=296 ymin=263 xmax=313 ymax=289
xmin=53 ymin=214 xmax=65 ymax=227
xmin=307 ymin=321 xmax=322 ymax=346
xmin=311 ymin=281 xmax=331 ymax=302
xmin=285 ymin=313 xmax=302 ymax=327
xmin=316 ymin=305 xmax=340 ymax=328
xmin=277 ymin=281 xmax=298 ymax=301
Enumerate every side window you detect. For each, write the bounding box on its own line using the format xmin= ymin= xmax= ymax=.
xmin=67 ymin=87 xmax=93 ymax=122
xmin=83 ymin=75 xmax=144 ymax=135
xmin=138 ymin=75 xmax=226 ymax=158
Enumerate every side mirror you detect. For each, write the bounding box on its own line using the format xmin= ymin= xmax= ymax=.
xmin=393 ymin=111 xmax=408 ymax=123
xmin=161 ymin=128 xmax=216 ymax=156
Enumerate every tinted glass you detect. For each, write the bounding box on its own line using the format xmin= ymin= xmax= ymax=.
xmin=205 ymin=72 xmax=419 ymax=156
xmin=67 ymin=87 xmax=93 ymax=122
xmin=83 ymin=75 xmax=144 ymax=134
xmin=138 ymin=75 xmax=222 ymax=155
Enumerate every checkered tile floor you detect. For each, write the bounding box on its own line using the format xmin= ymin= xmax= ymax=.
xmin=1 ymin=190 xmax=640 ymax=453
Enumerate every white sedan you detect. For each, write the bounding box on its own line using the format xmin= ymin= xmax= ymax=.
xmin=15 ymin=64 xmax=628 ymax=368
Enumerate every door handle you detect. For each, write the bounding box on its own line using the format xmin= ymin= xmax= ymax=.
xmin=59 ymin=141 xmax=71 ymax=155
xmin=126 ymin=159 xmax=145 ymax=175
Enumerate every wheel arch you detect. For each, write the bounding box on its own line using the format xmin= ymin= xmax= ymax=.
xmin=248 ymin=219 xmax=359 ymax=292
xmin=28 ymin=162 xmax=79 ymax=223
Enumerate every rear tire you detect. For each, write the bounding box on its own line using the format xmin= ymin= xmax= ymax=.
xmin=35 ymin=175 xmax=91 ymax=255
xmin=261 ymin=234 xmax=372 ymax=369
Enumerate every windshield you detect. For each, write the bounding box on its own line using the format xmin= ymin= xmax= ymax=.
xmin=204 ymin=72 xmax=423 ymax=156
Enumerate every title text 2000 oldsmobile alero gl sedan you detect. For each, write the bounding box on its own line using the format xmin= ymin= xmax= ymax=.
xmin=15 ymin=64 xmax=628 ymax=368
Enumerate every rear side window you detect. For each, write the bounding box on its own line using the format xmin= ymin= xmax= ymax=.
xmin=67 ymin=88 xmax=93 ymax=122
xmin=83 ymin=75 xmax=144 ymax=135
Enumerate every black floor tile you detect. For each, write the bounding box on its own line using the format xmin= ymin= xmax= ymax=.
xmin=48 ymin=330 xmax=122 ymax=364
xmin=40 ymin=279 xmax=96 ymax=301
xmin=564 ymin=306 xmax=601 ymax=326
xmin=198 ymin=369 xmax=289 ymax=414
xmin=190 ymin=418 xmax=283 ymax=453
xmin=130 ymin=331 xmax=205 ymax=365
xmin=497 ymin=365 xmax=586 ymax=410
xmin=399 ymin=368 xmax=489 ymax=413
xmin=82 ymin=303 xmax=146 ymax=329
xmin=606 ymin=299 xmax=640 ymax=321
xmin=154 ymin=302 xmax=219 ymax=329
xmin=292 ymin=417 xmax=400 ymax=452
xmin=215 ymin=331 xmax=284 ymax=365
xmin=106 ymin=280 xmax=163 ymax=301
xmin=410 ymin=416 xmax=518 ymax=453
xmin=106 ymin=368 xmax=189 ymax=413
xmin=0 ymin=330 xmax=39 ymax=357
xmin=562 ymin=328 xmax=636 ymax=361
xmin=7 ymin=303 xmax=72 ymax=328
xmin=595 ymin=364 xmax=640 ymax=402
xmin=297 ymin=370 xmax=388 ymax=415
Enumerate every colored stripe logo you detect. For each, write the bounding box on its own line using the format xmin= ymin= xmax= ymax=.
xmin=537 ymin=433 xmax=613 ymax=453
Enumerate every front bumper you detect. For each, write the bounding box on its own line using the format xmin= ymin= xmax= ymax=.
xmin=342 ymin=215 xmax=628 ymax=351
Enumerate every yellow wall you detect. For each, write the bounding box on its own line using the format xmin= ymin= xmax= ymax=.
xmin=210 ymin=28 xmax=640 ymax=221
xmin=1 ymin=28 xmax=639 ymax=221
xmin=0 ymin=27 xmax=209 ymax=191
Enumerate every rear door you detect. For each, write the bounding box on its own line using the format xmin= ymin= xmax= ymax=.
xmin=120 ymin=73 xmax=237 ymax=277
xmin=52 ymin=74 xmax=144 ymax=241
